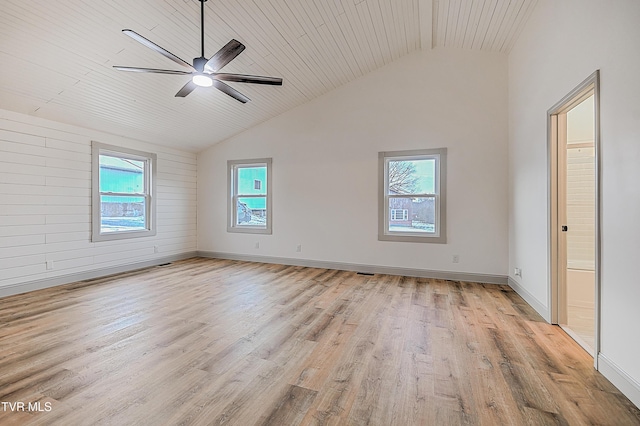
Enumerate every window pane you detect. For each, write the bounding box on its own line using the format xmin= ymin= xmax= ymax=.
xmin=390 ymin=209 xmax=409 ymax=221
xmin=100 ymin=195 xmax=146 ymax=232
xmin=388 ymin=197 xmax=435 ymax=233
xmin=99 ymin=155 xmax=145 ymax=193
xmin=236 ymin=197 xmax=267 ymax=227
xmin=238 ymin=166 xmax=267 ymax=195
xmin=388 ymin=158 xmax=435 ymax=195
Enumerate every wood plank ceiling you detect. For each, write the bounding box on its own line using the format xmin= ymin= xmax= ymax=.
xmin=0 ymin=0 xmax=537 ymax=152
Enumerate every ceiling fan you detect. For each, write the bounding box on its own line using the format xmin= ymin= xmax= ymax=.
xmin=113 ymin=0 xmax=282 ymax=103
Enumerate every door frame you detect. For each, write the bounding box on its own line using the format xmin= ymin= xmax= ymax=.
xmin=547 ymin=70 xmax=601 ymax=368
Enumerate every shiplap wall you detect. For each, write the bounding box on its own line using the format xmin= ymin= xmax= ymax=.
xmin=566 ymin=147 xmax=595 ymax=271
xmin=0 ymin=108 xmax=197 ymax=292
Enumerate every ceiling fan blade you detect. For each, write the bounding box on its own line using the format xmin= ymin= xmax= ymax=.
xmin=213 ymin=73 xmax=283 ymax=85
xmin=204 ymin=39 xmax=246 ymax=73
xmin=175 ymin=81 xmax=197 ymax=98
xmin=212 ymin=80 xmax=250 ymax=103
xmin=113 ymin=66 xmax=191 ymax=75
xmin=122 ymin=29 xmax=194 ymax=71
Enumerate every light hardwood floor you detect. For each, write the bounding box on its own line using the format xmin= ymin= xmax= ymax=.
xmin=0 ymin=258 xmax=638 ymax=425
xmin=564 ymin=305 xmax=596 ymax=355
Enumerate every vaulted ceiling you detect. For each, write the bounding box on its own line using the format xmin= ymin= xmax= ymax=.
xmin=0 ymin=0 xmax=537 ymax=152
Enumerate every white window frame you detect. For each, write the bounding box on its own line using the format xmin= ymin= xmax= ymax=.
xmin=91 ymin=142 xmax=157 ymax=242
xmin=228 ymin=158 xmax=272 ymax=234
xmin=378 ymin=148 xmax=447 ymax=243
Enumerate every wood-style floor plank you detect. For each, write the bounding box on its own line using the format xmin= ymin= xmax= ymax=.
xmin=0 ymin=257 xmax=638 ymax=425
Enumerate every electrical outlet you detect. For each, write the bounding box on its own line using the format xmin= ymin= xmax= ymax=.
xmin=514 ymin=268 xmax=522 ymax=277
xmin=46 ymin=260 xmax=54 ymax=270
xmin=255 ymin=242 xmax=260 ymax=249
xmin=154 ymin=245 xmax=159 ymax=253
xmin=452 ymin=255 xmax=460 ymax=264
xmin=296 ymin=244 xmax=302 ymax=253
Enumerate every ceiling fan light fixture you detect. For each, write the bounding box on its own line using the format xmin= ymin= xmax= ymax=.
xmin=192 ymin=74 xmax=213 ymax=87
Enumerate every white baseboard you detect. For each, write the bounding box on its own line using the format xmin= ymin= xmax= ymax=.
xmin=0 ymin=252 xmax=198 ymax=298
xmin=598 ymin=354 xmax=640 ymax=409
xmin=197 ymin=251 xmax=508 ymax=285
xmin=508 ymin=277 xmax=550 ymax=321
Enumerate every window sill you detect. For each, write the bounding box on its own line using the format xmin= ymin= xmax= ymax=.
xmin=378 ymin=233 xmax=446 ymax=244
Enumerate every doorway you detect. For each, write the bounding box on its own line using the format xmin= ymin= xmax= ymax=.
xmin=548 ymin=71 xmax=600 ymax=362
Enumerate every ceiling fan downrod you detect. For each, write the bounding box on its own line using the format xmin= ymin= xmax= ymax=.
xmin=199 ymin=0 xmax=207 ymax=59
xmin=194 ymin=0 xmax=208 ymax=72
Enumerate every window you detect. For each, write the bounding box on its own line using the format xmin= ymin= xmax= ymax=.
xmin=379 ymin=148 xmax=447 ymax=243
xmin=390 ymin=209 xmax=409 ymax=221
xmin=92 ymin=142 xmax=157 ymax=242
xmin=228 ymin=158 xmax=272 ymax=234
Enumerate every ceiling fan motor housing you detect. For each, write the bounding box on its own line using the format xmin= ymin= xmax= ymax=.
xmin=193 ymin=57 xmax=208 ymax=72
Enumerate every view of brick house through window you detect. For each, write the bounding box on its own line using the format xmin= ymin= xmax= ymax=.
xmin=379 ymin=148 xmax=446 ymax=243
xmin=388 ymin=159 xmax=436 ymax=232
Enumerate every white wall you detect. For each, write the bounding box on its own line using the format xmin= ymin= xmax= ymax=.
xmin=508 ymin=0 xmax=640 ymax=404
xmin=198 ymin=49 xmax=509 ymax=279
xmin=0 ymin=108 xmax=197 ymax=294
